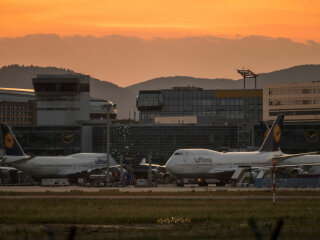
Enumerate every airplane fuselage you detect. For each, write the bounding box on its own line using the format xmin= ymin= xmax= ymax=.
xmin=6 ymin=153 xmax=116 ymax=178
xmin=165 ymin=149 xmax=282 ymax=179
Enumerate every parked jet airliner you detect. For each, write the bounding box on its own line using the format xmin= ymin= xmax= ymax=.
xmin=165 ymin=115 xmax=320 ymax=185
xmin=0 ymin=124 xmax=118 ymax=179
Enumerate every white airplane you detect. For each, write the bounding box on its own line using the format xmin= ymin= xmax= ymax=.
xmin=165 ymin=115 xmax=320 ymax=186
xmin=0 ymin=123 xmax=120 ymax=179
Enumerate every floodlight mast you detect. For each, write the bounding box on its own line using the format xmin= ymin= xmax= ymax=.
xmin=101 ymin=101 xmax=116 ymax=184
xmin=237 ymin=69 xmax=258 ymax=95
xmin=237 ymin=69 xmax=259 ymax=147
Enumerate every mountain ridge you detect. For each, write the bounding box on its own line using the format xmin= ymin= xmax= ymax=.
xmin=127 ymin=64 xmax=320 ymax=91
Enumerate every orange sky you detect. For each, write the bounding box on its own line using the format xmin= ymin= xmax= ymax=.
xmin=1 ymin=0 xmax=320 ymax=41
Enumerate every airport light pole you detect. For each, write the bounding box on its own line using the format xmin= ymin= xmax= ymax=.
xmin=148 ymin=152 xmax=152 ymax=186
xmin=237 ymin=69 xmax=259 ymax=147
xmin=273 ymin=160 xmax=276 ymax=205
xmin=101 ymin=102 xmax=116 ymax=183
xmin=120 ymin=153 xmax=124 ymax=186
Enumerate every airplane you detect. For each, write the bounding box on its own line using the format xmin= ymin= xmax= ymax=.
xmin=129 ymin=158 xmax=168 ymax=181
xmin=138 ymin=158 xmax=167 ymax=172
xmin=0 ymin=123 xmax=122 ymax=181
xmin=165 ymin=115 xmax=320 ymax=186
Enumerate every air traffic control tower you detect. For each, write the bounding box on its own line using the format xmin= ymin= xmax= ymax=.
xmin=32 ymin=74 xmax=91 ymax=126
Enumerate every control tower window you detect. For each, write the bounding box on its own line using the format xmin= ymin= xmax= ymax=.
xmin=34 ymin=82 xmax=78 ymax=92
xmin=174 ymin=152 xmax=183 ymax=155
xmin=60 ymin=83 xmax=77 ymax=92
xmin=34 ymin=83 xmax=55 ymax=91
xmin=79 ymin=83 xmax=90 ymax=92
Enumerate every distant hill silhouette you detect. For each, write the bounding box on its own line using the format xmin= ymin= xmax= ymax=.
xmin=127 ymin=65 xmax=320 ymax=91
xmin=1 ymin=64 xmax=320 ymax=119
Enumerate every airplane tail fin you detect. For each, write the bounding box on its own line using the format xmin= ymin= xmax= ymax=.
xmin=260 ymin=121 xmax=270 ymax=141
xmin=258 ymin=115 xmax=284 ymax=152
xmin=1 ymin=123 xmax=26 ymax=157
xmin=139 ymin=158 xmax=146 ymax=165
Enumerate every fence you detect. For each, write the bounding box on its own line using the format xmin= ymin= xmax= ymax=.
xmin=254 ymin=178 xmax=320 ymax=188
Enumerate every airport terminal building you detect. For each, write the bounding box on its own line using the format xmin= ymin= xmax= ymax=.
xmin=1 ymin=77 xmax=320 ymax=165
xmin=137 ymin=87 xmax=263 ymax=125
xmin=264 ymin=81 xmax=320 ymax=122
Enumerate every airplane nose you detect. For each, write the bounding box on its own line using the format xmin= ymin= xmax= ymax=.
xmin=165 ymin=158 xmax=175 ymax=173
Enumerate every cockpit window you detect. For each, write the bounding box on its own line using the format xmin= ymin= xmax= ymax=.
xmin=174 ymin=152 xmax=183 ymax=155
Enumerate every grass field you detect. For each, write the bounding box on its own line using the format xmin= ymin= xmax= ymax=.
xmin=0 ymin=198 xmax=320 ymax=239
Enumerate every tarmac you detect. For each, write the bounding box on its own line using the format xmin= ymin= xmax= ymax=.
xmin=0 ymin=184 xmax=255 ymax=193
xmin=0 ymin=185 xmax=320 ymax=200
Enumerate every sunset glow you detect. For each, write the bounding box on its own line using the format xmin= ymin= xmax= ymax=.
xmin=1 ymin=0 xmax=320 ymax=41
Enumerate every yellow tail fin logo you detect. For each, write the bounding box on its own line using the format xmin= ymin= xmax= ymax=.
xmin=4 ymin=133 xmax=14 ymax=149
xmin=273 ymin=124 xmax=281 ymax=143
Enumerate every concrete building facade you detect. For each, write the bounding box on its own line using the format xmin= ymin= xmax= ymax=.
xmin=264 ymin=82 xmax=320 ymax=122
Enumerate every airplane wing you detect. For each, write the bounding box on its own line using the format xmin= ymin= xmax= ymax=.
xmin=250 ymin=162 xmax=320 ymax=170
xmin=249 ymin=157 xmax=320 ymax=175
xmin=67 ymin=164 xmax=124 ymax=178
xmin=86 ymin=164 xmax=122 ymax=173
xmin=208 ymin=168 xmax=237 ymax=174
xmin=1 ymin=155 xmax=35 ymax=165
xmin=271 ymin=163 xmax=320 ymax=169
xmin=207 ymin=168 xmax=239 ymax=180
xmin=272 ymin=152 xmax=319 ymax=163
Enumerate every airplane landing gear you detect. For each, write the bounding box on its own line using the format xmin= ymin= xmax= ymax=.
xmin=216 ymin=181 xmax=226 ymax=187
xmin=198 ymin=179 xmax=208 ymax=187
xmin=176 ymin=178 xmax=184 ymax=187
